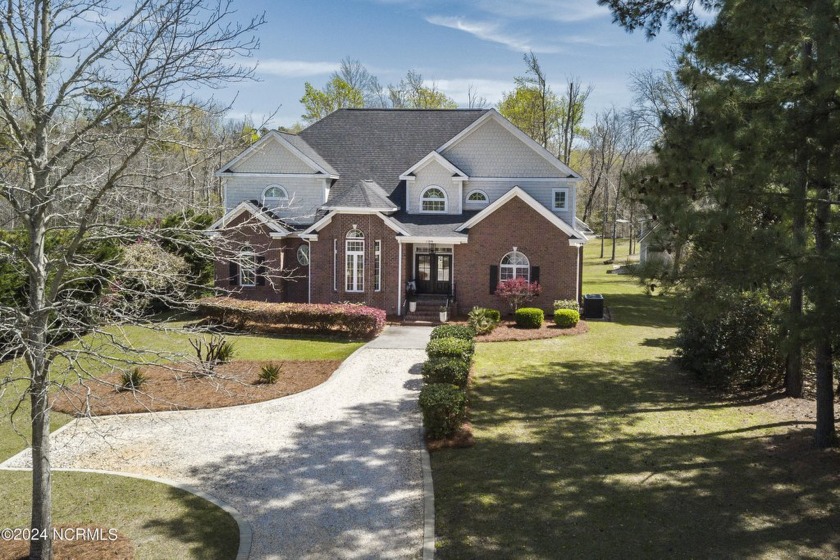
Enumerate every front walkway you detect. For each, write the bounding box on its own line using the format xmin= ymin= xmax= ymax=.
xmin=2 ymin=326 xmax=433 ymax=559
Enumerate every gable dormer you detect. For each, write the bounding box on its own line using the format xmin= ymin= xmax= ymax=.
xmin=399 ymin=152 xmax=468 ymax=215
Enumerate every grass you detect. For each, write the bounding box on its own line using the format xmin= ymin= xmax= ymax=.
xmin=0 ymin=317 xmax=363 ymax=558
xmin=432 ymin=239 xmax=840 ymax=559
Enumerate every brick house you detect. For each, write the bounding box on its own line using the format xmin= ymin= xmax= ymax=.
xmin=208 ymin=109 xmax=589 ymax=317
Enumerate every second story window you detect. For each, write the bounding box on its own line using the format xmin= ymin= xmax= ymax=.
xmin=421 ymin=186 xmax=447 ymax=213
xmin=552 ymin=188 xmax=569 ymax=211
xmin=262 ymin=185 xmax=289 ymax=209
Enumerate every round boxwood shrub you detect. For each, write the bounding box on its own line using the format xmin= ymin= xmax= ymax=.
xmin=430 ymin=324 xmax=475 ymax=341
xmin=422 ymin=357 xmax=470 ymax=387
xmin=553 ymin=309 xmax=580 ymax=328
xmin=514 ymin=307 xmax=544 ymax=329
xmin=426 ymin=336 xmax=475 ymax=362
xmin=419 ymin=383 xmax=467 ymax=439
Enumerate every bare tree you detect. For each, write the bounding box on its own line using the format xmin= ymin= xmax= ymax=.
xmin=0 ymin=1 xmax=265 ymax=558
xmin=334 ymin=57 xmax=388 ymax=108
xmin=467 ymin=84 xmax=489 ymax=109
xmin=557 ymin=79 xmax=593 ymax=165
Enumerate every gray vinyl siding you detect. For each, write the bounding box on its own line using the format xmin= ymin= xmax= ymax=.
xmin=231 ymin=138 xmax=317 ymax=173
xmin=224 ymin=176 xmax=325 ymax=224
xmin=462 ymin=179 xmax=578 ymax=227
xmin=441 ymin=118 xmax=562 ymax=177
xmin=407 ymin=159 xmax=462 ymax=215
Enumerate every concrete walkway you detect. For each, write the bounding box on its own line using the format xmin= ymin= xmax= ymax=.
xmin=2 ymin=326 xmax=433 ymax=559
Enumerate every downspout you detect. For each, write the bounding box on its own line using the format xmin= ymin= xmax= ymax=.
xmin=306 ymin=238 xmax=312 ymax=304
xmin=397 ymin=239 xmax=403 ymax=316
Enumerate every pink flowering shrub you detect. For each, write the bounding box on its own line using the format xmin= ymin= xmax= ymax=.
xmin=496 ymin=278 xmax=542 ymax=311
xmin=197 ymin=297 xmax=386 ymax=339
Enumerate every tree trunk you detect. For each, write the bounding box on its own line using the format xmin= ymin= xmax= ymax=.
xmin=813 ymin=180 xmax=835 ymax=448
xmin=785 ymin=154 xmax=807 ymax=397
xmin=29 ymin=377 xmax=52 ymax=560
xmin=600 ymin=180 xmax=609 ymax=259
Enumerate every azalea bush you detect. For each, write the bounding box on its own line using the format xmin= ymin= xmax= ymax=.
xmin=496 ymin=278 xmax=542 ymax=311
xmin=197 ymin=297 xmax=386 ymax=339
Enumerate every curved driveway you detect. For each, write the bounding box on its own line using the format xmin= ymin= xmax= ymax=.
xmin=2 ymin=326 xmax=432 ymax=559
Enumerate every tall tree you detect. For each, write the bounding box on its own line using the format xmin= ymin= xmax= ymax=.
xmin=499 ymin=52 xmax=559 ymax=149
xmin=558 ymin=79 xmax=593 ymax=165
xmin=0 ymin=2 xmax=262 ymax=558
xmin=387 ymin=70 xmax=457 ymax=109
xmin=300 ymin=76 xmax=365 ymax=123
xmin=603 ymin=0 xmax=839 ymax=447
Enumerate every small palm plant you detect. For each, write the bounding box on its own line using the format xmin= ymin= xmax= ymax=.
xmin=118 ymin=367 xmax=146 ymax=392
xmin=258 ymin=363 xmax=282 ymax=384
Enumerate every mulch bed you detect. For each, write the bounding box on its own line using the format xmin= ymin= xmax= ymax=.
xmin=451 ymin=319 xmax=588 ymax=342
xmin=51 ymin=360 xmax=341 ymax=416
xmin=426 ymin=421 xmax=475 ymax=451
xmin=0 ymin=525 xmax=133 ymax=560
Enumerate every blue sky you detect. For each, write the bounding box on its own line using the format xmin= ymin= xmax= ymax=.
xmin=218 ymin=0 xmax=679 ymax=128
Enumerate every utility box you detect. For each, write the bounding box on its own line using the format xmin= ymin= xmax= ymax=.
xmin=583 ymin=294 xmax=604 ymax=319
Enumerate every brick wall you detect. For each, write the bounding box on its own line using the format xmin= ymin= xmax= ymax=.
xmin=454 ymin=196 xmax=580 ymax=314
xmin=212 ymin=212 xmax=309 ymax=302
xmin=310 ymin=213 xmax=400 ymax=315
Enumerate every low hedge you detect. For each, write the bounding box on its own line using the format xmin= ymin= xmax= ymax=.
xmin=196 ymin=297 xmax=386 ymax=339
xmin=430 ymin=324 xmax=475 ymax=341
xmin=422 ymin=357 xmax=470 ymax=387
xmin=553 ymin=309 xmax=580 ymax=328
xmin=553 ymin=299 xmax=579 ymax=311
xmin=515 ymin=307 xmax=544 ymax=329
xmin=426 ymin=336 xmax=475 ymax=362
xmin=419 ymin=383 xmax=467 ymax=439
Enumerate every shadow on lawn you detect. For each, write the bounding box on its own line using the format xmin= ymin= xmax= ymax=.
xmin=180 ymin=362 xmax=426 ymax=558
xmin=143 ymin=488 xmax=240 ymax=560
xmin=432 ymin=356 xmax=840 ymax=559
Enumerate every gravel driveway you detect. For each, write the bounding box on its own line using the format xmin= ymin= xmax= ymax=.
xmin=2 ymin=326 xmax=432 ymax=559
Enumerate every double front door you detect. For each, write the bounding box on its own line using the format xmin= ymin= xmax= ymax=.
xmin=415 ymin=253 xmax=452 ymax=295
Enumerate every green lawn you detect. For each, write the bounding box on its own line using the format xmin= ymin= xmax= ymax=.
xmin=432 ymin=240 xmax=840 ymax=559
xmin=0 ymin=320 xmax=362 ymax=558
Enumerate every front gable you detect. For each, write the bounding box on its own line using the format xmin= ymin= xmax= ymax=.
xmin=439 ymin=110 xmax=579 ymax=178
xmin=217 ymin=131 xmax=335 ymax=176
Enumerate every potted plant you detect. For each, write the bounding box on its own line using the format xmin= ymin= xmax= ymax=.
xmin=439 ymin=304 xmax=448 ymax=323
xmin=407 ymin=289 xmax=417 ymax=312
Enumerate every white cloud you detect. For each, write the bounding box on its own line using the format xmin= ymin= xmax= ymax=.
xmin=473 ymin=0 xmax=610 ymax=23
xmin=255 ymin=59 xmax=340 ymax=77
xmin=426 ymin=15 xmax=560 ymax=53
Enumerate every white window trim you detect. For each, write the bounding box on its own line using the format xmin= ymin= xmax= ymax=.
xmin=239 ymin=247 xmax=257 ymax=287
xmin=374 ymin=239 xmax=382 ymax=292
xmin=552 ymin=187 xmax=569 ymax=211
xmin=297 ymin=244 xmax=310 ymax=266
xmin=345 ymin=229 xmax=365 ymax=293
xmin=465 ymin=189 xmax=489 ymax=205
xmin=420 ymin=185 xmax=448 ymax=214
xmin=262 ymin=184 xmax=289 ymax=208
xmin=500 ymin=250 xmax=530 ymax=282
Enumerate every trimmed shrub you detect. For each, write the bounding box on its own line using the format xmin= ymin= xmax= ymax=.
xmin=419 ymin=383 xmax=467 ymax=439
xmin=553 ymin=309 xmax=580 ymax=328
xmin=515 ymin=307 xmax=544 ymax=329
xmin=468 ymin=307 xmax=499 ymax=335
xmin=197 ymin=297 xmax=386 ymax=339
xmin=426 ymin=336 xmax=475 ymax=362
xmin=553 ymin=299 xmax=579 ymax=311
xmin=118 ymin=368 xmax=146 ymax=392
xmin=422 ymin=357 xmax=470 ymax=387
xmin=430 ymin=324 xmax=475 ymax=341
xmin=258 ymin=363 xmax=282 ymax=384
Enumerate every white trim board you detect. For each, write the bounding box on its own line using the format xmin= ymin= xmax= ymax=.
xmin=455 ymin=186 xmax=586 ymax=246
xmin=303 ymin=210 xmax=411 ymax=237
xmin=207 ymin=201 xmax=290 ymax=236
xmin=399 ymin=151 xmax=468 ymax=181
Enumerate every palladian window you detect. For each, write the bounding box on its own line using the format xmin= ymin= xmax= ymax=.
xmin=421 ymin=186 xmax=447 ymax=213
xmin=345 ymin=229 xmax=364 ymax=292
xmin=500 ymin=250 xmax=530 ymax=282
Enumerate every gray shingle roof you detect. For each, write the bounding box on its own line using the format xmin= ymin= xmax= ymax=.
xmin=390 ymin=210 xmax=481 ymax=238
xmin=277 ymin=132 xmax=339 ymax=176
xmin=325 ymin=180 xmax=397 ymax=210
xmin=298 ymin=109 xmax=488 ymax=209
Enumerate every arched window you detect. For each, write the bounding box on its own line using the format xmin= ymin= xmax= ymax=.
xmin=345 ymin=229 xmax=364 ymax=292
xmin=421 ymin=186 xmax=447 ymax=213
xmin=500 ymin=250 xmax=530 ymax=282
xmin=239 ymin=245 xmax=257 ymax=286
xmin=466 ymin=190 xmax=489 ymax=204
xmin=262 ymin=185 xmax=289 ymax=209
xmin=297 ymin=244 xmax=310 ymax=266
